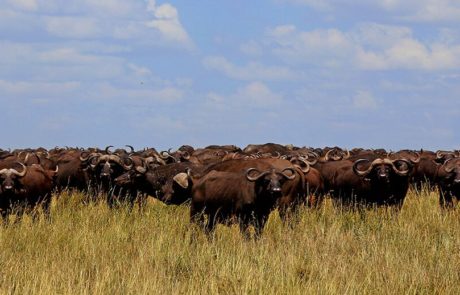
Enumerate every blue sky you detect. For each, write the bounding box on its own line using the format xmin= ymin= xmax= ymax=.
xmin=1 ymin=0 xmax=459 ymax=150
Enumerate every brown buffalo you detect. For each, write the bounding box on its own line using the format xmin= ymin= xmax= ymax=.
xmin=190 ymin=167 xmax=296 ymax=238
xmin=436 ymin=157 xmax=460 ymax=209
xmin=0 ymin=162 xmax=57 ymax=216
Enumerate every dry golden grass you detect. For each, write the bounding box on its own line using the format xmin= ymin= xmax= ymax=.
xmin=1 ymin=189 xmax=460 ymax=294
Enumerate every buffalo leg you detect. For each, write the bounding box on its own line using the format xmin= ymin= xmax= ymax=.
xmin=253 ymin=213 xmax=269 ymax=239
xmin=439 ymin=189 xmax=454 ymax=210
xmin=238 ymin=218 xmax=251 ymax=240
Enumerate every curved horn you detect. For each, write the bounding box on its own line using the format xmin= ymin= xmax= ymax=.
xmin=343 ymin=149 xmax=351 ymax=159
xmin=122 ymin=157 xmax=133 ymax=170
xmin=279 ymin=167 xmax=296 ymax=180
xmin=436 ymin=150 xmax=444 ymax=159
xmin=445 ymin=166 xmax=455 ymax=173
xmin=108 ymin=154 xmax=121 ymax=162
xmin=125 ymin=145 xmax=135 ymax=154
xmin=11 ymin=163 xmax=27 ymax=177
xmin=444 ymin=158 xmax=456 ymax=173
xmin=297 ymin=158 xmax=311 ymax=174
xmin=156 ymin=155 xmax=167 ymax=166
xmin=105 ymin=145 xmax=113 ymax=154
xmin=246 ymin=168 xmax=269 ymax=182
xmin=390 ymin=159 xmax=411 ymax=176
xmin=24 ymin=153 xmax=30 ymax=163
xmin=410 ymin=152 xmax=421 ymax=164
xmin=182 ymin=151 xmax=190 ymax=160
xmin=436 ymin=150 xmax=454 ymax=159
xmin=89 ymin=154 xmax=101 ymax=169
xmin=300 ymin=155 xmax=318 ymax=166
xmin=324 ymin=149 xmax=333 ymax=161
xmin=308 ymin=151 xmax=319 ymax=158
xmin=79 ymin=151 xmax=91 ymax=162
xmin=353 ymin=159 xmax=373 ymax=176
xmin=159 ymin=150 xmax=171 ymax=159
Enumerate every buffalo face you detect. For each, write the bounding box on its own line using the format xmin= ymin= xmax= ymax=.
xmin=353 ymin=158 xmax=412 ymax=184
xmin=0 ymin=163 xmax=27 ymax=195
xmin=246 ymin=167 xmax=296 ymax=196
xmin=443 ymin=159 xmax=460 ymax=187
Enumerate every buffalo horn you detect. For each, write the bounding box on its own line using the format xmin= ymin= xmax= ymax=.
xmin=246 ymin=168 xmax=269 ymax=182
xmin=279 ymin=167 xmax=296 ymax=180
xmin=11 ymin=163 xmax=27 ymax=177
xmin=353 ymin=159 xmax=373 ymax=176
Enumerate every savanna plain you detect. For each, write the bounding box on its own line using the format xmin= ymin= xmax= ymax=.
xmin=1 ymin=188 xmax=459 ymax=294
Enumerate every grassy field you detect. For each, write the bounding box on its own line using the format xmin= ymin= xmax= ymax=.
xmin=1 ymin=189 xmax=459 ymax=294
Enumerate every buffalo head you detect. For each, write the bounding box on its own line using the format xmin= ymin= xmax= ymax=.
xmin=442 ymin=158 xmax=460 ymax=186
xmin=246 ymin=167 xmax=296 ymax=195
xmin=0 ymin=163 xmax=27 ymax=194
xmin=353 ymin=158 xmax=412 ymax=183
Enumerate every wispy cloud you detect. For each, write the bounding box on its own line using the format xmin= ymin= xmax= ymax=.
xmin=280 ymin=0 xmax=460 ymax=22
xmin=265 ymin=23 xmax=460 ymax=70
xmin=202 ymin=56 xmax=296 ymax=81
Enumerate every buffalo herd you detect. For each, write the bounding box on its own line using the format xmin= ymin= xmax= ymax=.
xmin=0 ymin=144 xmax=459 ymax=237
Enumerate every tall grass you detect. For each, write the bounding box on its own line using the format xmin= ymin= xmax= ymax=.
xmin=1 ymin=190 xmax=459 ymax=294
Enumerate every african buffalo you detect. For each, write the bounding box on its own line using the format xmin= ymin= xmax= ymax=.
xmin=190 ymin=167 xmax=296 ymax=238
xmin=329 ymin=157 xmax=413 ymax=210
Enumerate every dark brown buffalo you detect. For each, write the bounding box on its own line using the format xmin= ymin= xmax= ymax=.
xmin=436 ymin=157 xmax=460 ymax=209
xmin=288 ymin=156 xmax=325 ymax=208
xmin=50 ymin=149 xmax=90 ymax=191
xmin=115 ymin=162 xmax=204 ymax=205
xmin=242 ymin=143 xmax=292 ymax=156
xmin=388 ymin=150 xmax=439 ymax=191
xmin=319 ymin=147 xmax=351 ymax=161
xmin=329 ymin=158 xmax=413 ymax=210
xmin=185 ymin=145 xmax=242 ymax=165
xmin=0 ymin=162 xmax=57 ymax=216
xmin=190 ymin=167 xmax=296 ymax=238
xmin=80 ymin=146 xmax=135 ymax=206
xmin=193 ymin=158 xmax=305 ymax=221
xmin=0 ymin=150 xmax=57 ymax=171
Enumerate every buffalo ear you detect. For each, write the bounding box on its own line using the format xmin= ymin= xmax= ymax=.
xmin=173 ymin=172 xmax=189 ymax=189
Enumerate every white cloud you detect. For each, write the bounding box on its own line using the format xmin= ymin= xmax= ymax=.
xmin=206 ymin=82 xmax=283 ymax=109
xmin=145 ymin=2 xmax=193 ymax=48
xmin=0 ymin=79 xmax=80 ymax=97
xmin=240 ymin=40 xmax=263 ymax=56
xmin=281 ymin=0 xmax=460 ymax=22
xmin=277 ymin=0 xmax=331 ymax=10
xmin=377 ymin=0 xmax=460 ymax=22
xmin=267 ymin=25 xmax=356 ymax=67
xmin=237 ymin=82 xmax=283 ymax=106
xmin=202 ymin=56 xmax=296 ymax=81
xmin=127 ymin=63 xmax=153 ymax=77
xmin=3 ymin=0 xmax=193 ymax=49
xmin=83 ymin=0 xmax=139 ymax=17
xmin=352 ymin=91 xmax=378 ymax=109
xmin=265 ymin=23 xmax=460 ymax=70
xmin=7 ymin=0 xmax=37 ymax=11
xmin=351 ymin=23 xmax=412 ymax=48
xmin=44 ymin=16 xmax=102 ymax=39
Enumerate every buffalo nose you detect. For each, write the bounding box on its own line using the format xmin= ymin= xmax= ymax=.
xmin=271 ymin=187 xmax=281 ymax=192
xmin=4 ymin=185 xmax=13 ymax=190
xmin=454 ymin=179 xmax=460 ymax=184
